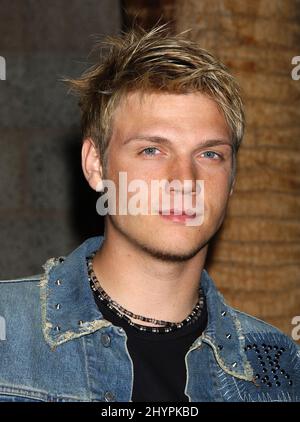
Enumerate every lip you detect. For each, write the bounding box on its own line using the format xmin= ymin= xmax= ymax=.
xmin=159 ymin=209 xmax=197 ymax=223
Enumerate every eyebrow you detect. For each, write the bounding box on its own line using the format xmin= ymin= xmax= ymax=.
xmin=123 ymin=135 xmax=233 ymax=149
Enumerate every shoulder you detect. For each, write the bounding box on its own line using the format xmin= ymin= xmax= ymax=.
xmin=233 ymin=306 xmax=298 ymax=345
xmin=0 ymin=274 xmax=44 ymax=351
xmin=0 ymin=273 xmax=42 ymax=297
xmin=230 ymin=308 xmax=300 ymax=360
xmin=0 ymin=254 xmax=64 ymax=289
xmin=0 ymin=274 xmax=42 ymax=302
xmin=230 ymin=307 xmax=300 ymax=399
xmin=0 ymin=272 xmax=47 ymax=336
xmin=0 ymin=273 xmax=42 ymax=316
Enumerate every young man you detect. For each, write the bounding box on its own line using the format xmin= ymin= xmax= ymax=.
xmin=0 ymin=26 xmax=299 ymax=402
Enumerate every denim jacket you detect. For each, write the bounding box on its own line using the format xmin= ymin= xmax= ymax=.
xmin=0 ymin=236 xmax=299 ymax=402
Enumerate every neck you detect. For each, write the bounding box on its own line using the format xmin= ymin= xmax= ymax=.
xmin=92 ymin=224 xmax=208 ymax=326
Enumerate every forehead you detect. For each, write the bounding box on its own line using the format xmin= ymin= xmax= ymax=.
xmin=111 ymin=90 xmax=232 ymax=142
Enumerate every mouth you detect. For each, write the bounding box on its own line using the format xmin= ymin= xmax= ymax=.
xmin=158 ymin=209 xmax=197 ymax=223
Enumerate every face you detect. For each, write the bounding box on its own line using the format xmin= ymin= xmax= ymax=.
xmin=97 ymin=91 xmax=234 ymax=261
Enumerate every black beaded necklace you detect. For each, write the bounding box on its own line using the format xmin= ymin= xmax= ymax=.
xmin=87 ymin=253 xmax=204 ymax=334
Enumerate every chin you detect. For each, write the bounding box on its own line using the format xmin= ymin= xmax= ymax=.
xmin=131 ymin=229 xmax=207 ymax=262
xmin=137 ymin=239 xmax=205 ymax=262
xmin=109 ymin=214 xmax=209 ymax=262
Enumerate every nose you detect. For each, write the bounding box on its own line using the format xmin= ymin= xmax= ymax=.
xmin=166 ymin=156 xmax=198 ymax=194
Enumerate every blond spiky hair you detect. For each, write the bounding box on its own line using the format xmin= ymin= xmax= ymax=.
xmin=65 ymin=24 xmax=245 ymax=163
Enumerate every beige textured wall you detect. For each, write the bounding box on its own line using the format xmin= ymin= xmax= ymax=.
xmin=175 ymin=0 xmax=300 ymax=337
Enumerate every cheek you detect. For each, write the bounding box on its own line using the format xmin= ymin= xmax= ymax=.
xmin=109 ymin=164 xmax=156 ymax=194
xmin=204 ymin=175 xmax=231 ymax=206
xmin=106 ymin=152 xmax=152 ymax=181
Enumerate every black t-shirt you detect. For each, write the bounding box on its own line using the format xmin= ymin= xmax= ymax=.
xmin=92 ymin=289 xmax=207 ymax=402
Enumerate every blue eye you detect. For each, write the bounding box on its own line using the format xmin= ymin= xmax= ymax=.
xmin=141 ymin=147 xmax=160 ymax=156
xmin=202 ymin=151 xmax=221 ymax=159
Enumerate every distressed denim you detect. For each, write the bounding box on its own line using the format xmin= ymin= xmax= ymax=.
xmin=0 ymin=236 xmax=299 ymax=402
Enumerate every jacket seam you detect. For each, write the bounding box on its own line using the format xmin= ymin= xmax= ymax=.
xmin=202 ymin=334 xmax=254 ymax=383
xmin=0 ymin=384 xmax=83 ymax=402
xmin=0 ymin=276 xmax=41 ymax=283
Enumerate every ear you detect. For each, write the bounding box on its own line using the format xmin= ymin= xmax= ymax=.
xmin=81 ymin=138 xmax=103 ymax=192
